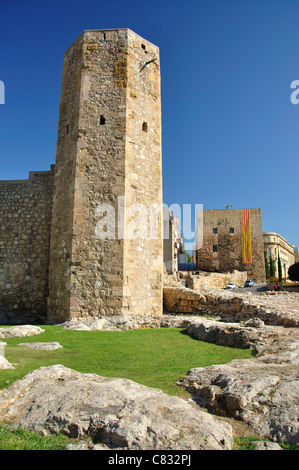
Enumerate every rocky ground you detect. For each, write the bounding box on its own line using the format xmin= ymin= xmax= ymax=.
xmin=163 ymin=286 xmax=299 ymax=326
xmin=0 ymin=287 xmax=298 ymax=449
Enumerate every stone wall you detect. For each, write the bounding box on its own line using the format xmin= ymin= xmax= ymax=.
xmin=196 ymin=208 xmax=265 ymax=282
xmin=0 ymin=169 xmax=54 ymax=318
xmin=187 ymin=270 xmax=247 ymax=289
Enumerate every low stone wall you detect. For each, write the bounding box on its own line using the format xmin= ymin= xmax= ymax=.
xmin=187 ymin=270 xmax=247 ymax=289
xmin=163 ymin=286 xmax=299 ymax=327
xmin=267 ymin=281 xmax=299 ymax=293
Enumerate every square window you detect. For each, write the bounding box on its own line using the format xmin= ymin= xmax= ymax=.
xmin=213 ymin=228 xmax=218 ymax=234
xmin=230 ymin=227 xmax=234 ymax=234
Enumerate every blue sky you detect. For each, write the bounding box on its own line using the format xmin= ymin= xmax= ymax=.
xmin=0 ymin=0 xmax=298 ymax=246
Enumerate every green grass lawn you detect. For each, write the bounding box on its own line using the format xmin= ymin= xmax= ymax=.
xmin=0 ymin=325 xmax=254 ymax=450
xmin=0 ymin=325 xmax=252 ymax=397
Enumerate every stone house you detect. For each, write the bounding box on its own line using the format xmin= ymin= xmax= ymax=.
xmin=195 ymin=208 xmax=266 ymax=282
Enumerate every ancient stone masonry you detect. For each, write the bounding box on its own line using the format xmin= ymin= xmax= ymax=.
xmin=0 ymin=169 xmax=54 ymax=319
xmin=48 ymin=29 xmax=163 ymax=322
xmin=0 ymin=29 xmax=163 ymax=322
xmin=196 ymin=208 xmax=266 ymax=282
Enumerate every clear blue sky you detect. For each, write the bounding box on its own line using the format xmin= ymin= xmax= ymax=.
xmin=0 ymin=0 xmax=298 ymax=246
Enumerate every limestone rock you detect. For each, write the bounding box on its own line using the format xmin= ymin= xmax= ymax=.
xmin=177 ymin=357 xmax=299 ymax=446
xmin=0 ymin=355 xmax=14 ymax=370
xmin=18 ymin=342 xmax=62 ymax=350
xmin=0 ymin=325 xmax=45 ymax=339
xmin=163 ymin=287 xmax=299 ymax=327
xmin=186 ymin=318 xmax=278 ymax=350
xmin=62 ymin=315 xmax=194 ymax=332
xmin=252 ymin=441 xmax=282 ymax=450
xmin=0 ymin=365 xmax=233 ymax=450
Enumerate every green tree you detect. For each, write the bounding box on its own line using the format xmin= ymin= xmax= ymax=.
xmin=277 ymin=255 xmax=283 ymax=282
xmin=264 ymin=250 xmax=269 ymax=279
xmin=288 ymin=262 xmax=299 ymax=281
xmin=269 ymin=253 xmax=275 ymax=278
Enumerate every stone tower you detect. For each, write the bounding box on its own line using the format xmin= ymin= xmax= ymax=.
xmin=48 ymin=29 xmax=163 ymax=322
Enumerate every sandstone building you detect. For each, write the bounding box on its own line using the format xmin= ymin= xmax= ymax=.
xmin=0 ymin=29 xmax=163 ymax=322
xmin=263 ymin=232 xmax=295 ymax=279
xmin=195 ymin=208 xmax=266 ymax=282
xmin=163 ymin=207 xmax=181 ymax=274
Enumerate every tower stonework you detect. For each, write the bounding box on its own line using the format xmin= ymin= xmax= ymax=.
xmin=48 ymin=29 xmax=163 ymax=322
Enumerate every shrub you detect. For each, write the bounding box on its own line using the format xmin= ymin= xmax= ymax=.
xmin=268 ymin=277 xmax=279 ymax=283
xmin=288 ymin=262 xmax=299 ymax=282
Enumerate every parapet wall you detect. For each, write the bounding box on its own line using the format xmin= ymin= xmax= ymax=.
xmin=0 ymin=168 xmax=54 ymax=318
xmin=187 ymin=270 xmax=248 ymax=289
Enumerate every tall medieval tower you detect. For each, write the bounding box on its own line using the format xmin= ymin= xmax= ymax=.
xmin=48 ymin=29 xmax=163 ymax=322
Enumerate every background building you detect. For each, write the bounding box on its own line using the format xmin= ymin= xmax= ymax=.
xmin=196 ymin=208 xmax=265 ymax=282
xmin=263 ymin=232 xmax=295 ymax=279
xmin=163 ymin=206 xmax=182 ymax=274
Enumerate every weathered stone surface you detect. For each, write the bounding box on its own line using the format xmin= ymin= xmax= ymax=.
xmin=188 ymin=270 xmax=248 ymax=290
xmin=19 ymin=342 xmax=62 ymax=350
xmin=174 ymin=288 xmax=299 ymax=447
xmin=62 ymin=315 xmax=194 ymax=331
xmin=177 ymin=351 xmax=299 ymax=446
xmin=252 ymin=441 xmax=282 ymax=450
xmin=0 ymin=325 xmax=45 ymax=339
xmin=48 ymin=29 xmax=163 ymax=322
xmin=163 ymin=287 xmax=299 ymax=327
xmin=0 ymin=355 xmax=14 ymax=370
xmin=186 ymin=318 xmax=278 ymax=351
xmin=0 ymin=365 xmax=233 ymax=450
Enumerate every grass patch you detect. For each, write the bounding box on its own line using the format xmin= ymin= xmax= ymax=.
xmin=0 ymin=325 xmax=254 ymax=449
xmin=234 ymin=435 xmax=299 ymax=451
xmin=0 ymin=325 xmax=252 ymax=397
xmin=0 ymin=424 xmax=75 ymax=450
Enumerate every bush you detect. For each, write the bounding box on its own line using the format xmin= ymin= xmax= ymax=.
xmin=288 ymin=262 xmax=299 ymax=282
xmin=268 ymin=277 xmax=279 ymax=283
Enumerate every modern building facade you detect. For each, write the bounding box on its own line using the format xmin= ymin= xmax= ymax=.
xmin=0 ymin=29 xmax=164 ymax=322
xmin=263 ymin=232 xmax=295 ymax=279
